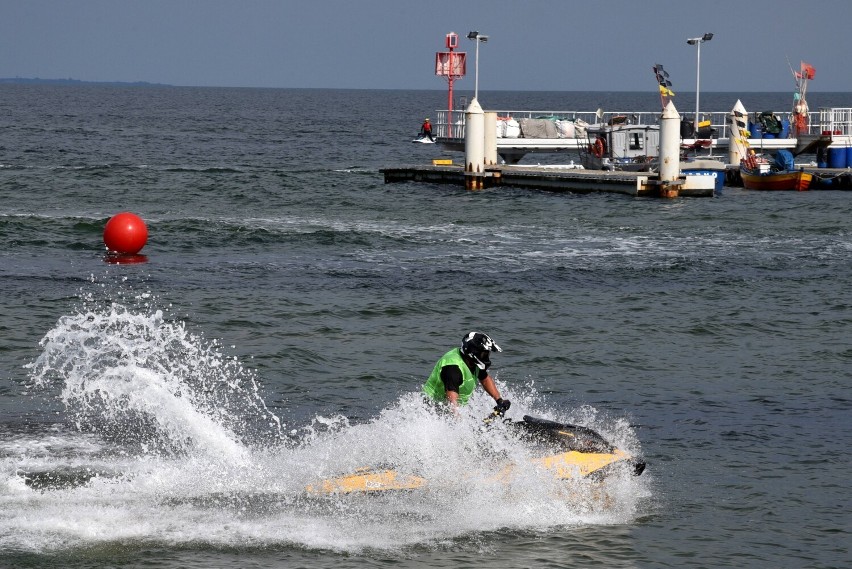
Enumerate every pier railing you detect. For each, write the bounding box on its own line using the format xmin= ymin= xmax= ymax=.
xmin=435 ymin=108 xmax=852 ymax=140
xmin=818 ymin=107 xmax=852 ymax=135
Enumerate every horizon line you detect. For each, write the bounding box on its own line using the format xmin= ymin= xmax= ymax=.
xmin=1 ymin=77 xmax=850 ymax=94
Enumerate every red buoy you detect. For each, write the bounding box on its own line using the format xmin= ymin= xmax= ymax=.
xmin=103 ymin=212 xmax=148 ymax=255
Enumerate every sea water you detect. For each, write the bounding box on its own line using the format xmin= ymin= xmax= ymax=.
xmin=0 ymin=85 xmax=849 ymax=568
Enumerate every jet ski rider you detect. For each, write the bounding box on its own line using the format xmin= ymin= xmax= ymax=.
xmin=419 ymin=118 xmax=434 ymax=141
xmin=422 ymin=331 xmax=511 ymax=413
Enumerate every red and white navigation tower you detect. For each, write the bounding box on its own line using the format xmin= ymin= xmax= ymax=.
xmin=435 ymin=32 xmax=467 ymax=126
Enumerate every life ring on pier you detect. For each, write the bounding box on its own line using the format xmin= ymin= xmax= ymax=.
xmin=590 ymin=137 xmax=606 ymax=158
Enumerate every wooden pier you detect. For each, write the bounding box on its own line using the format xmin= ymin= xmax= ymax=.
xmin=382 ymin=163 xmax=852 ymax=196
xmin=383 ymin=106 xmax=852 ymax=196
xmin=381 ymin=164 xmax=715 ymax=197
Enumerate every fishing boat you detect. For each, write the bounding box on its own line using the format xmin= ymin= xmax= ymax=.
xmin=728 ymin=84 xmax=813 ymax=192
xmin=740 ymin=149 xmax=812 ymax=191
xmin=580 ymin=116 xmax=659 ymax=172
xmin=305 ymin=410 xmax=645 ymax=495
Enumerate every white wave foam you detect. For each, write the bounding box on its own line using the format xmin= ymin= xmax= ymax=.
xmin=26 ymin=302 xmax=281 ymax=461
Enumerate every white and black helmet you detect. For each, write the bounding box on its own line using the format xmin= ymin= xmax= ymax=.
xmin=461 ymin=331 xmax=502 ymax=370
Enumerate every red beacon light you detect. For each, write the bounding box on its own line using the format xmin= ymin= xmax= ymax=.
xmin=446 ymin=32 xmax=458 ymax=50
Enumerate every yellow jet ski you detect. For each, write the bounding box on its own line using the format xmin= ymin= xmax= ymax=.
xmin=305 ymin=413 xmax=645 ymax=495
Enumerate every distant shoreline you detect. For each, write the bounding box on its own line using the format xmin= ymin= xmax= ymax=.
xmin=0 ymin=78 xmax=849 ymax=94
xmin=0 ymin=77 xmax=171 ymax=87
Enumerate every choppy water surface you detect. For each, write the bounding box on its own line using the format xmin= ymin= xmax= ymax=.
xmin=0 ymin=86 xmax=849 ymax=568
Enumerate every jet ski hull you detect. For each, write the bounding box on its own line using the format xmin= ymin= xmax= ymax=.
xmin=305 ymin=415 xmax=644 ymax=495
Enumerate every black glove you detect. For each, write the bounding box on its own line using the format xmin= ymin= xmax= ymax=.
xmin=494 ymin=398 xmax=511 ymax=414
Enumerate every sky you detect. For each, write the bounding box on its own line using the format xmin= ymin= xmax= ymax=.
xmin=2 ymin=0 xmax=851 ymax=92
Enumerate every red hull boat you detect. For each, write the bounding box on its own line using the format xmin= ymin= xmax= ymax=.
xmin=740 ymin=167 xmax=813 ymax=191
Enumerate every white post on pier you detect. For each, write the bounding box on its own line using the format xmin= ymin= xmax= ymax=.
xmin=484 ymin=111 xmax=498 ymax=166
xmin=659 ymin=100 xmax=682 ymax=197
xmin=728 ymin=100 xmax=750 ymax=166
xmin=465 ymin=98 xmax=485 ymax=190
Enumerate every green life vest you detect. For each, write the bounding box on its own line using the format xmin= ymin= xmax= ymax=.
xmin=422 ymin=348 xmax=478 ymax=405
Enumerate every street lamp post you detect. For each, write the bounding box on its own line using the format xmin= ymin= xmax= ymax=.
xmin=686 ymin=32 xmax=713 ymax=135
xmin=467 ymin=31 xmax=488 ymax=101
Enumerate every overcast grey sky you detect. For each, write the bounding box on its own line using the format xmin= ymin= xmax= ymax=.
xmin=2 ymin=0 xmax=850 ymax=92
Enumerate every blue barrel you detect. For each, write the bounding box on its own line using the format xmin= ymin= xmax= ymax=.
xmin=748 ymin=121 xmax=760 ymax=138
xmin=828 ymin=146 xmax=847 ymax=168
xmin=780 ymin=119 xmax=790 ymax=138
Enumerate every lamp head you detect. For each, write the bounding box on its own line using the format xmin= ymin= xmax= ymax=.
xmin=688 ymin=33 xmax=714 ymax=45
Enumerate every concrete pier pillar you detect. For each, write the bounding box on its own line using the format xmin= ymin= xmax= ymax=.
xmin=465 ymin=98 xmax=485 ymax=190
xmin=728 ymin=100 xmax=749 ymax=166
xmin=484 ymin=111 xmax=498 ymax=166
xmin=659 ymin=100 xmax=681 ymax=198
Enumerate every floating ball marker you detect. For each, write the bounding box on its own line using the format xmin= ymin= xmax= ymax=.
xmin=103 ymin=212 xmax=148 ymax=259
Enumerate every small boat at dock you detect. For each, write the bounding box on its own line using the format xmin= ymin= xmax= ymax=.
xmin=740 ymin=166 xmax=813 ymax=191
xmin=740 ymin=149 xmax=813 ymax=191
xmin=580 ymin=117 xmax=659 ymax=172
